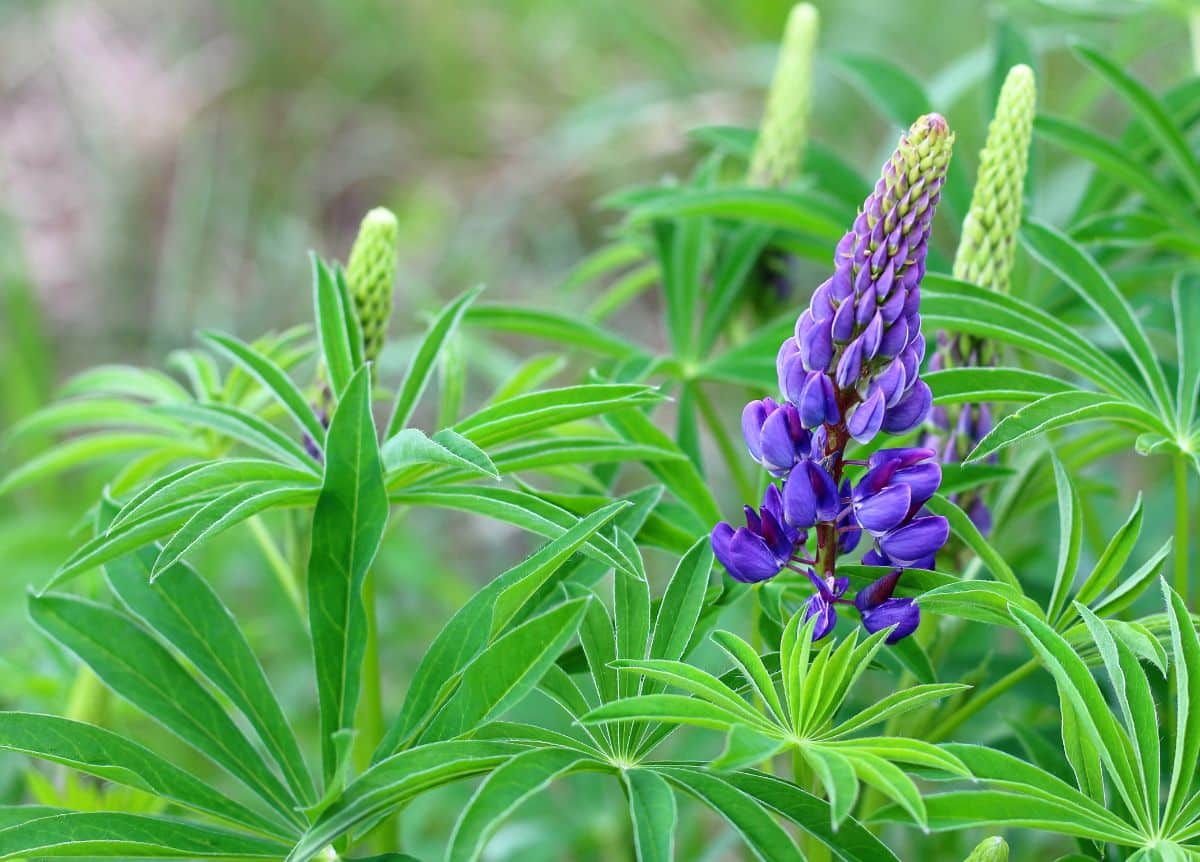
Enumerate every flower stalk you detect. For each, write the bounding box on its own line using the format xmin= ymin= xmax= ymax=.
xmin=748 ymin=3 xmax=819 ymax=189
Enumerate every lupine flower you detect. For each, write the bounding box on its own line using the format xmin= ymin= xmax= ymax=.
xmin=711 ymin=485 xmax=806 ymax=583
xmin=748 ymin=3 xmax=818 ymax=189
xmin=925 ymin=65 xmax=1036 ymax=534
xmin=346 ymin=206 xmax=400 ymax=363
xmin=712 ymin=114 xmax=955 ymax=644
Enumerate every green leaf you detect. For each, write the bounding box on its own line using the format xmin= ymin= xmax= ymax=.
xmin=201 ymin=331 xmax=325 ymax=442
xmin=580 ymin=693 xmax=749 ymax=732
xmin=446 ymin=747 xmax=588 ymax=862
xmin=1163 ymin=580 xmax=1200 ymax=825
xmin=829 ymin=684 xmax=970 ymax=739
xmin=1047 ymin=453 xmax=1083 ymax=624
xmin=312 ymin=254 xmax=355 ymax=398
xmin=307 ymin=367 xmax=389 ymax=784
xmin=1022 ymin=220 xmax=1174 ymax=416
xmin=711 ymin=630 xmax=785 ymax=724
xmin=0 ymin=713 xmax=290 ymax=839
xmin=381 ymin=428 xmax=498 ymax=480
xmin=0 ymin=433 xmax=195 ymax=497
xmin=925 ymin=494 xmax=1019 ymax=588
xmin=648 ymin=538 xmax=712 ymax=663
xmin=711 ymin=725 xmax=787 ymax=772
xmin=387 ymin=286 xmax=484 ymax=436
xmin=725 ymin=770 xmax=900 ymax=862
xmin=926 ymin=367 xmax=1074 ymax=405
xmin=155 ymin=402 xmax=319 ymax=470
xmin=699 ymin=224 xmax=774 ymax=352
xmin=1174 ymin=274 xmax=1200 ymax=427
xmin=917 ymin=580 xmax=1040 ymax=628
xmin=624 ymin=769 xmax=676 ymax=862
xmin=422 ymin=598 xmax=590 ymax=741
xmin=28 ymin=593 xmax=303 ymax=828
xmin=628 ymin=187 xmax=845 ymax=240
xmin=101 ymin=502 xmax=314 ymax=806
xmin=653 ymin=214 xmax=707 ymax=359
xmin=966 ymin=391 xmax=1163 ymax=463
xmin=3 ymin=397 xmax=185 ymax=447
xmin=289 ymin=740 xmax=521 ymax=862
xmin=1090 ymin=540 xmax=1172 ymax=617
xmin=58 ymin=364 xmax=191 ymax=403
xmin=656 ymin=766 xmax=804 ymax=862
xmin=1073 ymin=494 xmax=1143 ymax=607
xmin=1072 ymin=44 xmax=1200 ymax=205
xmin=332 ymin=264 xmax=365 ymax=371
xmin=463 ymin=304 xmax=644 ymax=359
xmin=801 ymin=745 xmax=859 ymax=828
xmin=0 ymin=811 xmax=289 ymax=859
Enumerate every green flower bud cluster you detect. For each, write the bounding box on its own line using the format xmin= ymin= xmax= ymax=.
xmin=963 ymin=836 xmax=1009 ymax=862
xmin=952 ymin=64 xmax=1036 ymax=294
xmin=346 ymin=207 xmax=400 ymax=363
xmin=748 ymin=3 xmax=818 ymax=188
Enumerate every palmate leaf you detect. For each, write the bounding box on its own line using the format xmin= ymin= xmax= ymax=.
xmin=307 ymin=367 xmax=389 ymax=784
xmin=27 ymin=594 xmax=304 ymax=832
xmin=99 ymin=499 xmax=314 ymax=807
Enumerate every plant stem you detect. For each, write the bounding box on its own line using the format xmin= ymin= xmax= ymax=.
xmin=693 ymin=383 xmax=758 ymax=504
xmin=247 ymin=515 xmax=305 ymax=618
xmin=927 ymin=658 xmax=1039 ymax=742
xmin=791 ymin=747 xmax=830 ymax=862
xmin=354 ymin=571 xmax=387 ymax=851
xmin=1173 ymin=454 xmax=1190 ymax=604
xmin=1191 ymin=6 xmax=1200 ymax=76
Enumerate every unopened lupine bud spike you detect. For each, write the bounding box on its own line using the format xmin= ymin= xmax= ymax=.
xmin=748 ymin=4 xmax=819 ymax=188
xmin=346 ymin=206 xmax=400 ymax=363
xmin=953 ymin=64 xmax=1036 ymax=294
xmin=963 ymin=836 xmax=1009 ymax=862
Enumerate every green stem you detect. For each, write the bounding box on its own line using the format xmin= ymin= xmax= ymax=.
xmin=1190 ymin=7 xmax=1200 ymax=76
xmin=927 ymin=658 xmax=1039 ymax=743
xmin=1174 ymin=454 xmax=1191 ymax=605
xmin=693 ymin=383 xmax=758 ymax=504
xmin=247 ymin=515 xmax=304 ymax=618
xmin=790 ymin=747 xmax=830 ymax=862
xmin=354 ymin=571 xmax=388 ymax=852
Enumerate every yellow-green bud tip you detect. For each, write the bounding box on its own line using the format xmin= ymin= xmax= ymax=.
xmin=748 ymin=3 xmax=819 ymax=188
xmin=346 ymin=206 xmax=400 ymax=363
xmin=963 ymin=836 xmax=1009 ymax=862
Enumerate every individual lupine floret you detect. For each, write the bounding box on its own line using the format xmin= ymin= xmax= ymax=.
xmin=712 ymin=114 xmax=955 ymax=644
xmin=346 ymin=206 xmax=400 ymax=363
xmin=748 ymin=3 xmax=819 ymax=189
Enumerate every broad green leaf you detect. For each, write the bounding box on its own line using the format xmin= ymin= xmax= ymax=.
xmin=381 ymin=428 xmax=498 ymax=480
xmin=201 ymin=331 xmax=325 ymax=442
xmin=307 ymin=367 xmax=389 ymax=784
xmin=725 ymin=770 xmax=900 ymax=862
xmin=624 ymin=769 xmax=676 ymax=862
xmin=926 ymin=367 xmax=1073 ymax=405
xmin=289 ymin=740 xmax=521 ymax=862
xmin=655 ymin=766 xmax=804 ymax=862
xmin=925 ymin=494 xmax=1019 ymax=588
xmin=150 ymin=480 xmax=319 ymax=578
xmin=1022 ymin=220 xmax=1174 ymax=416
xmin=0 ymin=811 xmax=289 ymax=859
xmin=422 ymin=597 xmax=590 ymax=741
xmin=28 ymin=594 xmax=303 ymax=827
xmin=446 ymin=747 xmax=587 ymax=862
xmin=1047 ymin=453 xmax=1083 ymax=624
xmin=387 ymin=286 xmax=484 ymax=436
xmin=311 ymin=254 xmax=355 ymax=398
xmin=0 ymin=713 xmax=289 ymax=839
xmin=967 ymin=392 xmax=1163 ymax=463
xmin=101 ymin=501 xmax=313 ymax=806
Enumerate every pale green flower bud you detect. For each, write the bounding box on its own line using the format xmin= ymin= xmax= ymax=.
xmin=346 ymin=207 xmax=399 ymax=363
xmin=963 ymin=836 xmax=1009 ymax=862
xmin=953 ymin=64 xmax=1036 ymax=294
xmin=748 ymin=4 xmax=818 ymax=188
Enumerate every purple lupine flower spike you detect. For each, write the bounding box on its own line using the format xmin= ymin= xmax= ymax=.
xmin=711 ymin=114 xmax=955 ymax=645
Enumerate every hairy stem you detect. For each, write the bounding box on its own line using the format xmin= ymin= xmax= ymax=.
xmin=927 ymin=658 xmax=1039 ymax=742
xmin=1174 ymin=454 xmax=1190 ymax=604
xmin=247 ymin=515 xmax=305 ymax=618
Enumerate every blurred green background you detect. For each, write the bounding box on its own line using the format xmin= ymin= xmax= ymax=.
xmin=0 ymin=0 xmax=1190 ymax=856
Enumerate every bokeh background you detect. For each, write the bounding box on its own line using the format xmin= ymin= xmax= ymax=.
xmin=0 ymin=0 xmax=1189 ymax=857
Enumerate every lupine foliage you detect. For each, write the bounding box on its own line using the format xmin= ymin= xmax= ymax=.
xmin=1 ymin=4 xmax=1199 ymax=861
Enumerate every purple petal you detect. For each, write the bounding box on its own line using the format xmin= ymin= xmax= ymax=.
xmin=741 ymin=399 xmax=771 ymax=461
xmin=881 ymin=379 xmax=933 ymax=434
xmin=875 ymin=358 xmax=907 ymax=406
xmin=878 ymin=515 xmax=949 ymax=567
xmin=861 ymin=597 xmax=920 ymax=644
xmin=868 ymin=447 xmax=936 ymax=470
xmin=797 ymin=371 xmax=832 ymax=428
xmin=855 ymin=484 xmax=912 ymax=535
xmin=894 ymin=462 xmax=941 ymax=507
xmin=776 ymin=339 xmax=800 ymax=395
xmin=835 ymin=338 xmax=864 ymax=389
xmin=811 ymin=279 xmax=836 ymax=321
xmin=723 ymin=528 xmax=787 ymax=582
xmin=878 ymin=315 xmax=908 ymax=358
xmin=859 ymin=312 xmax=883 ymax=360
xmin=847 ymin=386 xmax=886 ymax=444
xmin=804 ymin=594 xmax=838 ymax=640
xmin=783 ymin=462 xmax=818 ymax=528
xmin=802 ymin=317 xmax=834 ymax=372
xmin=832 ymin=298 xmax=856 ymax=343
xmin=854 ymin=569 xmax=902 ymax=612
xmin=759 ymin=404 xmax=803 ymax=474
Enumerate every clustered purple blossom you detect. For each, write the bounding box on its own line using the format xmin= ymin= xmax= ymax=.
xmin=711 ymin=114 xmax=955 ymax=644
